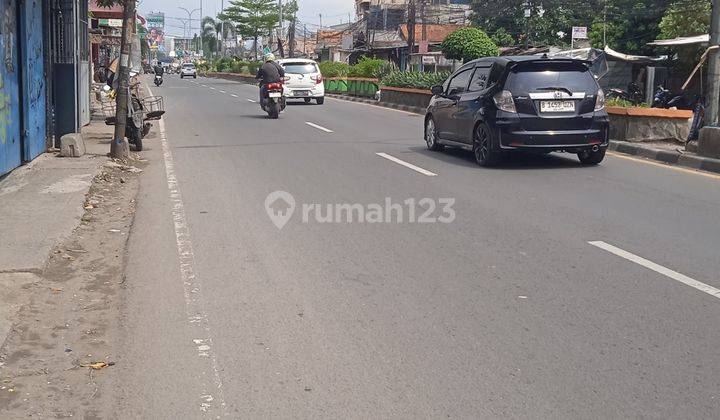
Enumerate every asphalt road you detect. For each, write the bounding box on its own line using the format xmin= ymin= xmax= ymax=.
xmin=114 ymin=74 xmax=720 ymax=418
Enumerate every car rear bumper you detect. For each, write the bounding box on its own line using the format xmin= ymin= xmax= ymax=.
xmin=496 ymin=117 xmax=609 ymax=151
xmin=284 ymin=85 xmax=324 ymax=98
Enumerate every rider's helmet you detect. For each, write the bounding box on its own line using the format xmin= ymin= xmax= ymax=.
xmin=264 ymin=53 xmax=276 ymax=62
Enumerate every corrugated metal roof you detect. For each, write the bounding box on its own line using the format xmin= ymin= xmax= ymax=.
xmin=648 ymin=34 xmax=709 ymax=46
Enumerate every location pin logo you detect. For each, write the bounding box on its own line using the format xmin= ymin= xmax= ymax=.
xmin=264 ymin=191 xmax=296 ymax=229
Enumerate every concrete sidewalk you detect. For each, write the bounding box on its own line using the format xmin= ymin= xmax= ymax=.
xmin=0 ymin=120 xmax=115 ymax=347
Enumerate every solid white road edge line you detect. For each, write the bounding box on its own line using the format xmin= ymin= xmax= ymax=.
xmin=376 ymin=152 xmax=438 ymax=177
xmin=150 ymin=85 xmax=228 ymax=415
xmin=589 ymin=241 xmax=720 ymax=300
xmin=305 ymin=122 xmax=334 ymax=133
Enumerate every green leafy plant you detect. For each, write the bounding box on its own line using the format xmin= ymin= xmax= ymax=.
xmin=318 ymin=61 xmax=350 ymax=78
xmin=441 ymin=28 xmax=499 ymax=63
xmin=381 ymin=71 xmax=450 ymax=90
xmin=349 ymin=57 xmax=387 ymax=78
xmin=606 ymin=97 xmax=648 ymax=108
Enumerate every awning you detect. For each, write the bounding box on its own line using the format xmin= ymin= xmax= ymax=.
xmin=603 ymin=46 xmax=667 ymax=63
xmin=648 ymin=34 xmax=709 ymax=46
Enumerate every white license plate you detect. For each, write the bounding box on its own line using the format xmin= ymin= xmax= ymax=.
xmin=540 ymin=100 xmax=575 ymax=113
xmin=268 ymin=92 xmax=282 ymax=98
xmin=294 ymin=91 xmax=310 ymax=97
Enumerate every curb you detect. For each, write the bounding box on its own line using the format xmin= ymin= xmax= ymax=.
xmin=326 ymin=94 xmax=426 ymax=115
xmin=608 ymin=141 xmax=720 ymax=174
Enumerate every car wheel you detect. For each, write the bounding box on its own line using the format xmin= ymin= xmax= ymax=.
xmin=316 ymin=97 xmax=324 ymax=105
xmin=193 ymin=75 xmax=197 ymax=79
xmin=472 ymin=123 xmax=501 ymax=167
xmin=578 ymin=148 xmax=606 ymax=165
xmin=425 ymin=117 xmax=443 ymax=151
xmin=304 ymin=98 xmax=311 ymax=104
xmin=180 ymin=75 xmax=184 ymax=79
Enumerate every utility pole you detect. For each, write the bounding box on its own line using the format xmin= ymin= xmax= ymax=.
xmin=407 ymin=0 xmax=416 ymax=68
xmin=288 ymin=12 xmax=296 ymax=58
xmin=706 ymin=0 xmax=720 ymax=125
xmin=221 ymin=0 xmax=225 ymax=56
xmin=111 ymin=0 xmax=137 ymax=159
xmin=278 ymin=0 xmax=284 ymax=57
xmin=420 ymin=0 xmax=427 ymax=53
xmin=304 ymin=24 xmax=307 ymax=56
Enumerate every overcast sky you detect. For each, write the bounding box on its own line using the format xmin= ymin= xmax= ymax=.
xmin=139 ymin=0 xmax=355 ymax=37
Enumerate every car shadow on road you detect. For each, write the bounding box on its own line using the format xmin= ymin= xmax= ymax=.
xmin=409 ymin=146 xmax=591 ymax=170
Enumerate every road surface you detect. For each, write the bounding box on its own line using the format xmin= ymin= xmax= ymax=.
xmin=114 ymin=74 xmax=720 ymax=418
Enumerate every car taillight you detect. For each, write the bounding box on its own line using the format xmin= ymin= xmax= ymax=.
xmin=315 ymin=74 xmax=323 ymax=84
xmin=594 ymin=89 xmax=606 ymax=111
xmin=283 ymin=76 xmax=291 ymax=82
xmin=493 ymin=90 xmax=516 ymax=113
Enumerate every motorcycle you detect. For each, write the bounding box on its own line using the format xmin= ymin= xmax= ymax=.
xmin=102 ymin=78 xmax=165 ymax=151
xmin=687 ymin=96 xmax=705 ymax=144
xmin=652 ymin=86 xmax=693 ymax=110
xmin=606 ymin=82 xmax=644 ymax=105
xmin=154 ymin=74 xmax=163 ymax=86
xmin=261 ymin=81 xmax=286 ymax=119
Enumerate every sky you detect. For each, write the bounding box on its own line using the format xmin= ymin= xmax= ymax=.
xmin=139 ymin=0 xmax=356 ymax=38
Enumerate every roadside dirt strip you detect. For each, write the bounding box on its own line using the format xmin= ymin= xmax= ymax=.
xmin=0 ymin=157 xmax=144 ymax=418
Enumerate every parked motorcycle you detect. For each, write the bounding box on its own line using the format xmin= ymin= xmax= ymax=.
xmin=102 ymin=79 xmax=165 ymax=151
xmin=606 ymin=82 xmax=644 ymax=105
xmin=687 ymin=96 xmax=705 ymax=144
xmin=652 ymin=86 xmax=693 ymax=110
xmin=261 ymin=81 xmax=286 ymax=119
xmin=154 ymin=74 xmax=163 ymax=86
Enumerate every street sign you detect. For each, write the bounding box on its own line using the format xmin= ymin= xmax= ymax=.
xmin=572 ymin=26 xmax=588 ymax=39
xmin=422 ymin=55 xmax=436 ymax=65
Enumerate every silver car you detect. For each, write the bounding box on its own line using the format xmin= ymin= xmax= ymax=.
xmin=180 ymin=63 xmax=197 ymax=79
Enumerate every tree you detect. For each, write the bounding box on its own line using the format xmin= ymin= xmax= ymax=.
xmin=470 ymin=0 xmax=598 ymax=48
xmin=441 ymin=27 xmax=499 ymax=62
xmin=656 ymin=0 xmax=711 ymax=72
xmin=202 ymin=16 xmax=237 ymax=57
xmin=658 ymin=0 xmax=710 ymax=39
xmin=587 ymin=0 xmax=672 ymax=55
xmin=220 ymin=0 xmax=278 ymax=61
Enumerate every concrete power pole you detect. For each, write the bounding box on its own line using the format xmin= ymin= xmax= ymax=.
xmin=221 ymin=0 xmax=225 ymax=56
xmin=111 ymin=0 xmax=137 ymax=159
xmin=278 ymin=0 xmax=284 ymax=57
xmin=407 ymin=0 xmax=416 ymax=69
xmin=706 ymin=0 xmax=720 ymax=126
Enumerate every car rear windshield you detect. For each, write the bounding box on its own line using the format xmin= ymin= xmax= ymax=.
xmin=282 ymin=63 xmax=318 ymax=74
xmin=506 ymin=62 xmax=598 ymax=94
xmin=183 ymin=64 xmax=195 ymax=68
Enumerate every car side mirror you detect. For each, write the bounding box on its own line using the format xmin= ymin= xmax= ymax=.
xmin=431 ymin=85 xmax=444 ymax=96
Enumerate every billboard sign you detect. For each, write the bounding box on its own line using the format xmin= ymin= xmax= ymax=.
xmin=146 ymin=12 xmax=165 ymax=52
xmin=572 ymin=26 xmax=588 ymax=40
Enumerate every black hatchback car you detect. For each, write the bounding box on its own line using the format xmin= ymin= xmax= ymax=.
xmin=425 ymin=56 xmax=609 ymax=166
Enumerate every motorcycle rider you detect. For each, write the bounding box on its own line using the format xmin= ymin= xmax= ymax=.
xmin=153 ymin=61 xmax=164 ymax=84
xmin=256 ymin=53 xmax=285 ymax=108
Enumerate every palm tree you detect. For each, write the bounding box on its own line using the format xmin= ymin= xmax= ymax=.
xmin=202 ymin=16 xmax=237 ymax=57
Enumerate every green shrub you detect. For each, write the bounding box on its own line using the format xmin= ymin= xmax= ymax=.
xmin=441 ymin=27 xmax=499 ymax=62
xmin=606 ymin=97 xmax=648 ymax=108
xmin=381 ymin=71 xmax=450 ymax=90
xmin=214 ymin=57 xmax=235 ymax=73
xmin=349 ymin=57 xmax=387 ymax=78
xmin=318 ymin=61 xmax=350 ymax=78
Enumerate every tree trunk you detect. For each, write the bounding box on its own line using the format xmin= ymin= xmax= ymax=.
xmin=110 ymin=0 xmax=137 ymax=159
xmin=254 ymin=36 xmax=258 ymax=61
